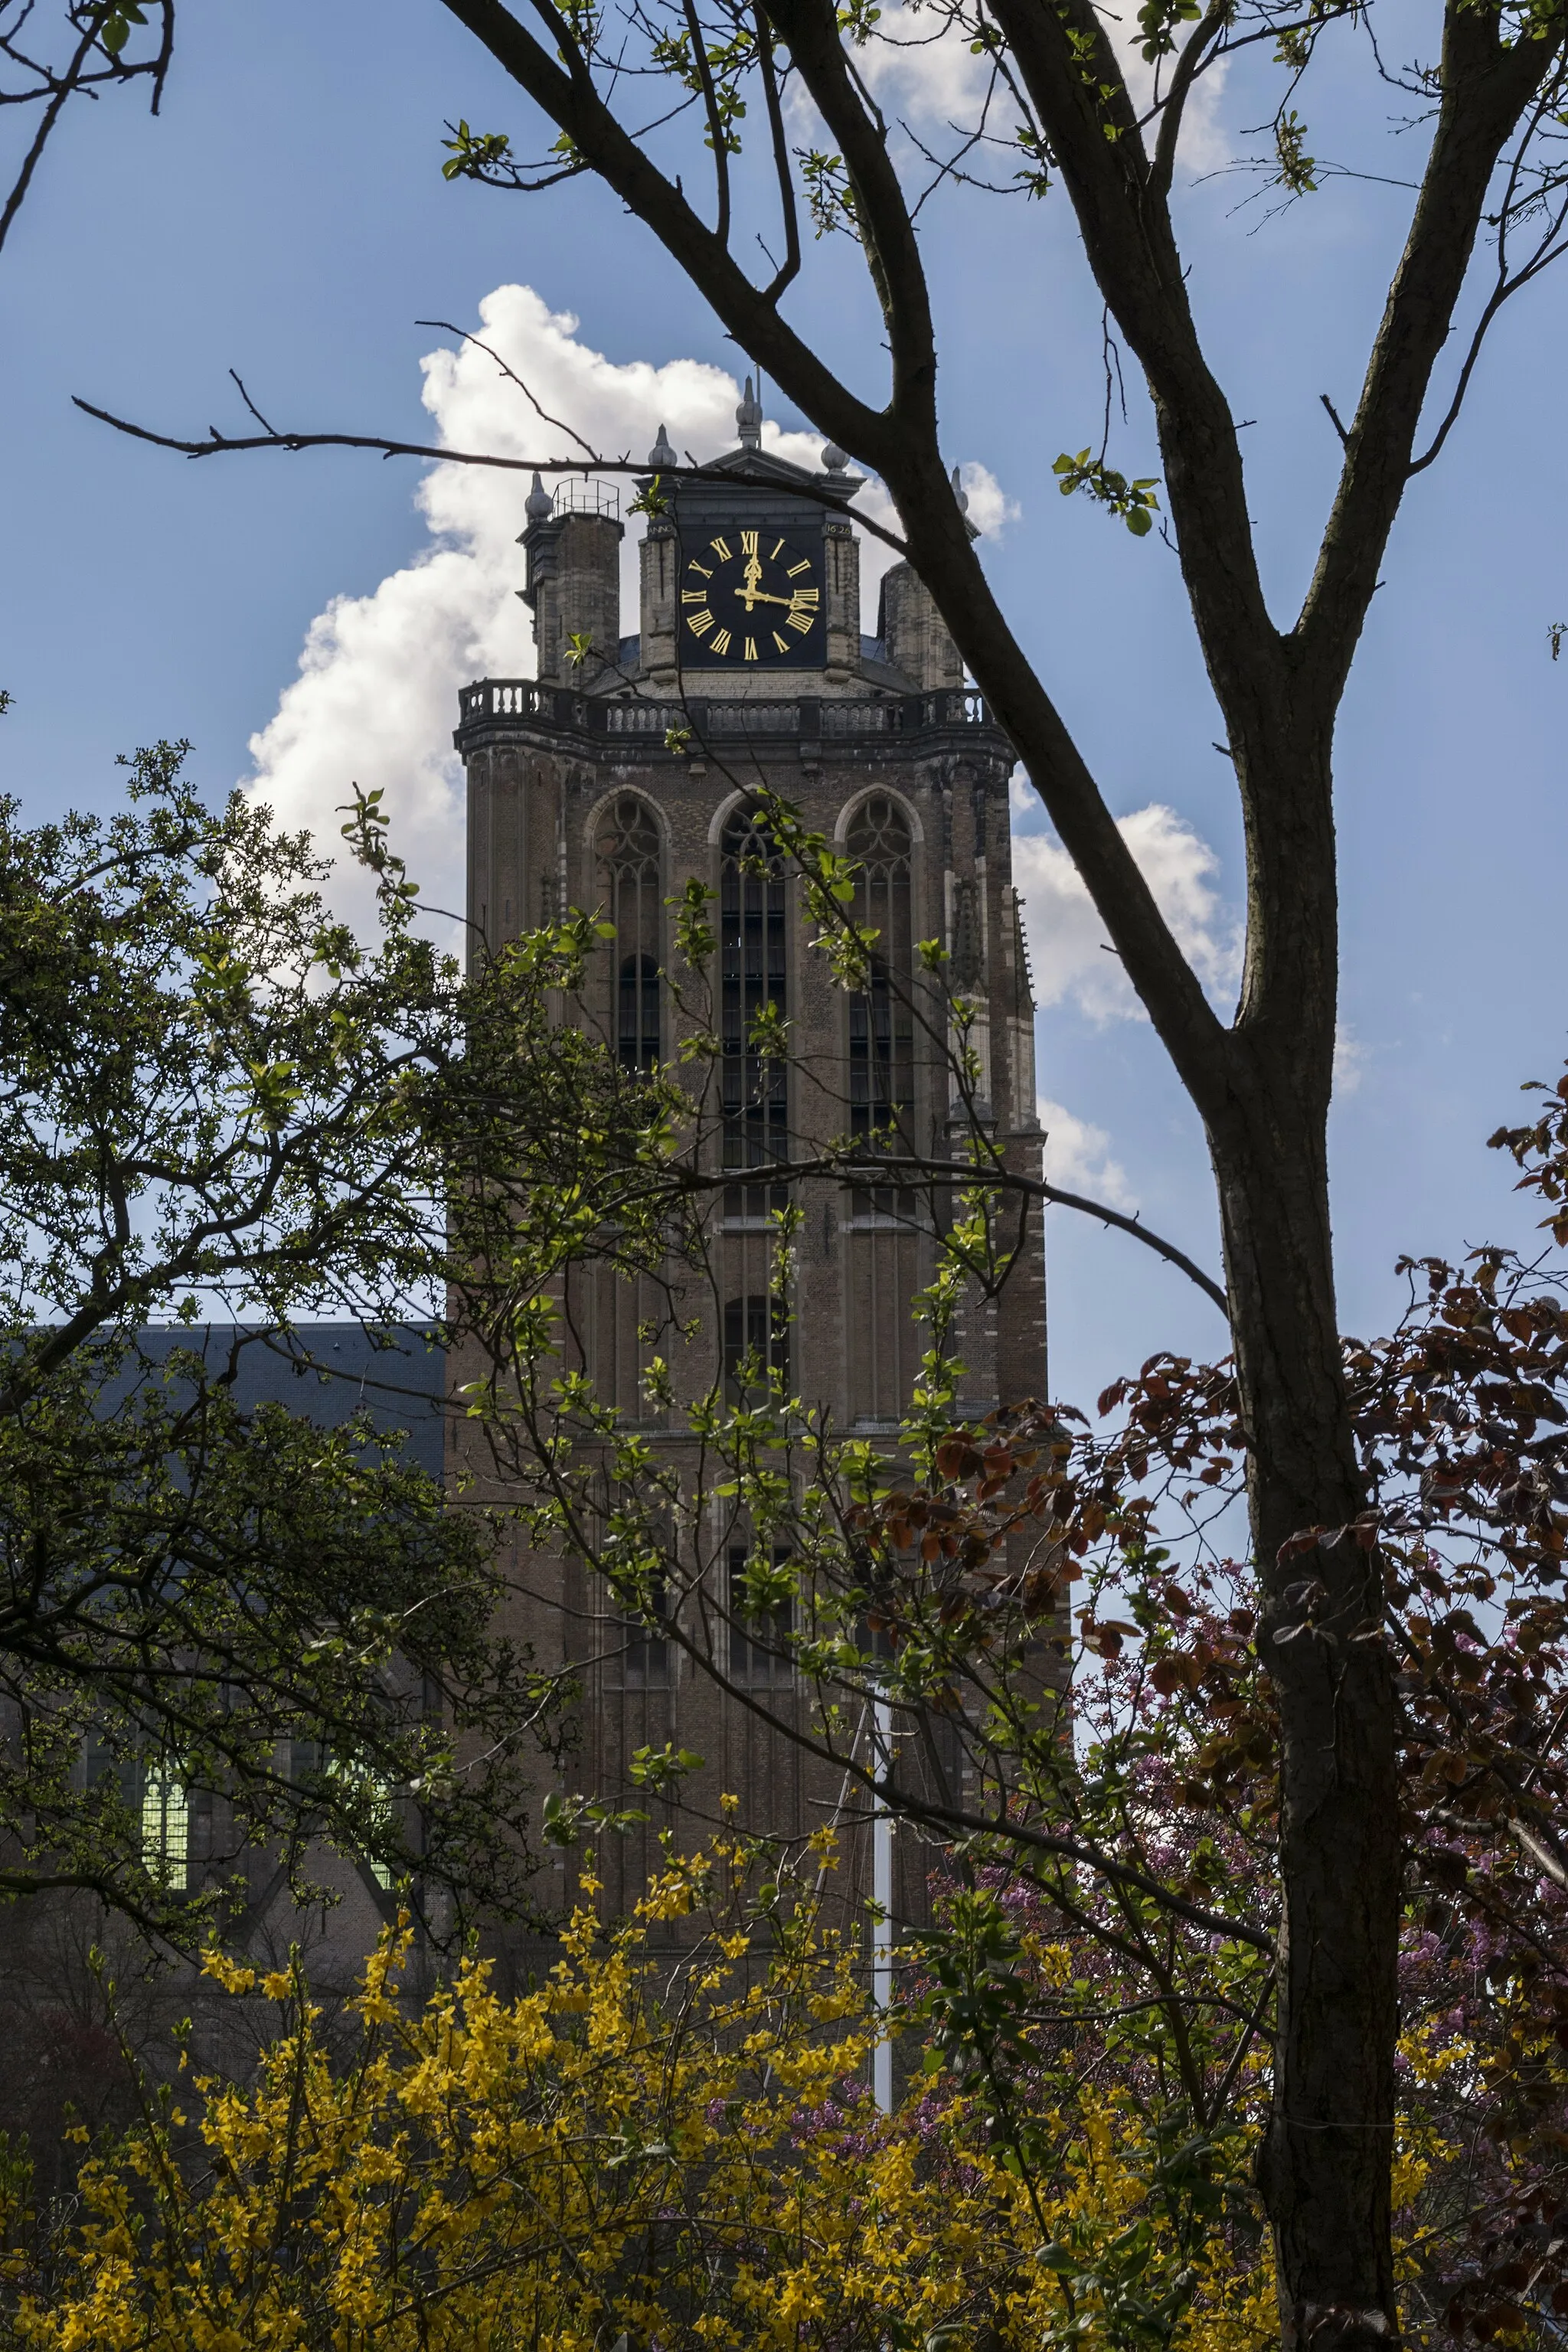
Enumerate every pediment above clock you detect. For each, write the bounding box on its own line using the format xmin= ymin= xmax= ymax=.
xmin=639 ymin=443 xmax=864 ymax=509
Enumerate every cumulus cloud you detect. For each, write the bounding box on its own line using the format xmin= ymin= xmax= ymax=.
xmin=1014 ymin=804 xmax=1240 ymax=1024
xmin=851 ymin=5 xmax=995 ymax=126
xmin=1038 ymin=1096 xmax=1136 ymax=1208
xmin=956 ymin=461 xmax=1018 ymax=541
xmin=847 ymin=2 xmax=1229 ymax=177
xmin=1112 ymin=29 xmax=1230 ymax=176
xmin=243 ymin=285 xmax=1011 ymax=929
xmin=1334 ymin=1022 xmax=1367 ymax=1098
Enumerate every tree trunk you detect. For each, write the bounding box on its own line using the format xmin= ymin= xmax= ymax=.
xmin=1210 ymin=1062 xmax=1400 ymax=2350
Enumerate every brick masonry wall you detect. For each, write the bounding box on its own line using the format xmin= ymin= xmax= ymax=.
xmin=453 ymin=537 xmax=1054 ymax=1978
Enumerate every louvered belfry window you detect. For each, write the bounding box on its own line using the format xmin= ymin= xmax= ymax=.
xmin=846 ymin=793 xmax=914 ymax=1213
xmin=596 ymin=793 xmax=663 ymax=1072
xmin=720 ymin=801 xmax=788 ymax=1216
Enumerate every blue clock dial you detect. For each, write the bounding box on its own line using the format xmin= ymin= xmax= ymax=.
xmin=679 ymin=529 xmax=824 ymax=668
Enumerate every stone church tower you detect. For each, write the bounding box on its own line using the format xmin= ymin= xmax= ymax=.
xmin=451 ymin=387 xmax=1046 ymax=1955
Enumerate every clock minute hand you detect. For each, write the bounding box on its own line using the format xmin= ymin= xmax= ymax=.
xmin=734 ymin=585 xmax=809 ymax=611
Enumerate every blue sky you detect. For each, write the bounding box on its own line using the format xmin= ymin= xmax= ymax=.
xmin=1 ymin=0 xmax=1564 ymax=1408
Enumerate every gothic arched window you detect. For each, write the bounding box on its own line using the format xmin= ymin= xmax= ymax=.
xmin=845 ymin=793 xmax=914 ymax=1205
xmin=723 ymin=1292 xmax=791 ymax=1401
xmin=720 ymin=801 xmax=787 ymax=1216
xmin=596 ymin=794 xmax=663 ymax=1072
xmin=727 ymin=1545 xmax=794 ymax=1684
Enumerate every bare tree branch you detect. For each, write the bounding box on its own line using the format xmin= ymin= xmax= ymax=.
xmin=68 ymin=397 xmax=919 ymax=554
xmin=414 ymin=318 xmax=604 ymax=459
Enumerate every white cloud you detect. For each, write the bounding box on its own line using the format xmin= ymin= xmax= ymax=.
xmin=242 ymin=285 xmax=1013 ymax=929
xmin=1334 ymin=1021 xmax=1367 ymax=1097
xmin=1109 ymin=25 xmax=1231 ymax=178
xmin=847 ymin=2 xmax=1229 ymax=178
xmin=956 ymin=461 xmax=1018 ymax=541
xmin=852 ymin=5 xmax=995 ymax=127
xmin=1038 ymin=1096 xmax=1136 ymax=1207
xmin=1014 ymin=803 xmax=1240 ymax=1024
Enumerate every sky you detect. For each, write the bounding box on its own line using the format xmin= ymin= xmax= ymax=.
xmin=2 ymin=0 xmax=1566 ymax=1410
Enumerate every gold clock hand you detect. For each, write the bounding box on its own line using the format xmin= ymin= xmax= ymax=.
xmin=732 ymin=585 xmax=812 ymax=610
xmin=737 ymin=553 xmax=765 ymax=610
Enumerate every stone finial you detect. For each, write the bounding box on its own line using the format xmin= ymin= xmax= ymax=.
xmin=524 ymin=470 xmax=554 ymax=522
xmin=950 ymin=463 xmax=970 ymax=517
xmin=822 ymin=440 xmax=849 ymax=472
xmin=648 ymin=422 xmax=678 ymax=469
xmin=736 ymin=374 xmax=763 ymax=450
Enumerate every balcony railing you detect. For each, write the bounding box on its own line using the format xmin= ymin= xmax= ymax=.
xmin=456 ymin=680 xmax=999 ymax=744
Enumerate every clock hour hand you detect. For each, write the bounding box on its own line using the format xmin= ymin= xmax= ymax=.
xmin=733 ymin=585 xmax=812 ymax=611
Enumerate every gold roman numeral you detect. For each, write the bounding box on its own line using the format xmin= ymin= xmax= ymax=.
xmin=711 ymin=627 xmax=733 ymax=654
xmin=770 ymin=538 xmax=784 ymax=559
xmin=773 ymin=630 xmax=790 ymax=652
xmin=710 ymin=536 xmax=733 ymax=561
xmin=681 ymin=590 xmax=707 ymax=603
xmin=743 ymin=637 xmax=758 ymax=661
xmin=740 ymin=531 xmax=759 ymax=556
xmin=687 ymin=609 xmax=714 ymax=636
xmin=790 ymin=587 xmax=820 ymax=606
xmin=787 ymin=610 xmax=813 ymax=634
xmin=786 ymin=559 xmax=812 ymax=577
xmin=688 ymin=560 xmax=712 ymax=580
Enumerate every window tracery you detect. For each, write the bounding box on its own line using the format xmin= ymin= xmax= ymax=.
xmin=596 ymin=794 xmax=662 ymax=1071
xmin=720 ymin=802 xmax=788 ymax=1216
xmin=845 ymin=793 xmax=915 ymax=1213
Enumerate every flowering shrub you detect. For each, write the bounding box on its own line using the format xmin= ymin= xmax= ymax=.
xmin=2 ymin=1830 xmax=1296 ymax=2352
xmin=6 ymin=1811 xmax=1551 ymax=2351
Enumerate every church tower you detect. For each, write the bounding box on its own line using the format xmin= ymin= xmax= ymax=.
xmin=452 ymin=388 xmax=1045 ymax=1952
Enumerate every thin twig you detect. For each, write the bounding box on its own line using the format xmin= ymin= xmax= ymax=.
xmin=753 ymin=5 xmax=800 ymax=302
xmin=414 ymin=318 xmax=601 ymax=459
xmin=655 ymin=1147 xmax=1228 ymax=1312
xmin=70 ymin=397 xmax=914 ymax=557
xmin=0 ymin=9 xmax=93 ymax=257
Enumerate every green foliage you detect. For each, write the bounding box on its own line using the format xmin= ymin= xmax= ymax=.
xmin=439 ymin=119 xmax=515 ymax=180
xmin=1014 ymin=119 xmax=1054 ymax=197
xmin=1135 ymin=0 xmax=1201 ymax=64
xmin=836 ymin=0 xmax=881 ymax=41
xmin=627 ymin=1741 xmax=704 ymax=1791
xmin=798 ymin=147 xmax=860 ymax=239
xmin=1272 ymin=107 xmax=1318 ymax=193
xmin=0 ymin=744 xmax=606 ymax=1942
xmin=629 ymin=473 xmax=671 ymax=518
xmin=92 ymin=0 xmax=145 ymax=59
xmin=1052 ymin=450 xmax=1161 ymax=537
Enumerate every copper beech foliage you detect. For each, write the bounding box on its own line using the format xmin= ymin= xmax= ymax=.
xmin=819 ymin=1071 xmax=1568 ymax=2342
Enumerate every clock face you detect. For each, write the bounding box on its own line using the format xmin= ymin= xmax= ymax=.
xmin=678 ymin=528 xmax=824 ymax=669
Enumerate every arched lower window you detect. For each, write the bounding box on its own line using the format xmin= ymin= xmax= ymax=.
xmin=720 ymin=801 xmax=787 ymax=1216
xmin=597 ymin=794 xmax=662 ymax=1071
xmin=141 ymin=1767 xmax=189 ymax=1893
xmin=619 ymin=952 xmax=660 ymax=1076
xmin=724 ymin=1292 xmax=791 ymax=1401
xmin=728 ymin=1546 xmax=794 ymax=1685
xmin=845 ymin=794 xmax=914 ymax=1212
xmin=622 ymin=1570 xmax=671 ymax=1687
